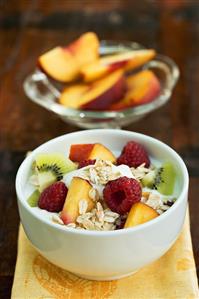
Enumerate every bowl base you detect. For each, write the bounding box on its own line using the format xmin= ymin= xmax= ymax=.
xmin=73 ymin=270 xmax=138 ymax=281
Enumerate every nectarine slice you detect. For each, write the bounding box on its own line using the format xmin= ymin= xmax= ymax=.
xmin=89 ymin=143 xmax=116 ymax=163
xmin=69 ymin=143 xmax=116 ymax=163
xmin=124 ymin=202 xmax=159 ymax=228
xmin=38 ymin=32 xmax=99 ymax=83
xmin=38 ymin=47 xmax=79 ymax=82
xmin=110 ymin=70 xmax=161 ymax=110
xmin=60 ymin=177 xmax=94 ymax=224
xmin=69 ymin=144 xmax=95 ymax=162
xmin=59 ymin=84 xmax=89 ymax=107
xmin=78 ymin=70 xmax=127 ymax=110
xmin=59 ymin=70 xmax=126 ymax=110
xmin=81 ymin=49 xmax=156 ymax=82
xmin=67 ymin=32 xmax=99 ymax=67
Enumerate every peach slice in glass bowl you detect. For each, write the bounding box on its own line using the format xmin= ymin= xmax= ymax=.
xmin=23 ymin=41 xmax=179 ymax=129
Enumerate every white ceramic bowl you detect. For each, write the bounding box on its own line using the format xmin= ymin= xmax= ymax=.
xmin=16 ymin=129 xmax=189 ymax=281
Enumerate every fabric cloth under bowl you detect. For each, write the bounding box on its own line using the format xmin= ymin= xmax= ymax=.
xmin=11 ymin=211 xmax=199 ymax=299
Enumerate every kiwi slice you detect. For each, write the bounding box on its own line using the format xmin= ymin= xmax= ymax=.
xmin=154 ymin=162 xmax=176 ymax=195
xmin=142 ymin=162 xmax=176 ymax=195
xmin=34 ymin=153 xmax=77 ymax=192
xmin=27 ymin=190 xmax=40 ymax=207
xmin=141 ymin=170 xmax=156 ymax=188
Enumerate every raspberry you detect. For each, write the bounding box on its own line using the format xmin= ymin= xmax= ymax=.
xmin=117 ymin=141 xmax=150 ymax=168
xmin=103 ymin=177 xmax=141 ymax=215
xmin=78 ymin=159 xmax=96 ymax=169
xmin=38 ymin=182 xmax=68 ymax=212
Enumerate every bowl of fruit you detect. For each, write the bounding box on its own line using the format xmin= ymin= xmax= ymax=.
xmin=23 ymin=32 xmax=179 ymax=128
xmin=16 ymin=129 xmax=188 ymax=280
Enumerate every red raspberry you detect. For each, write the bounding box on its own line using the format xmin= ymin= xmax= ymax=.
xmin=78 ymin=159 xmax=96 ymax=169
xmin=38 ymin=182 xmax=68 ymax=212
xmin=103 ymin=177 xmax=141 ymax=215
xmin=117 ymin=141 xmax=150 ymax=168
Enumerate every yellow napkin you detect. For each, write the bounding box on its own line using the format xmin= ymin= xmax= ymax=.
xmin=11 ymin=213 xmax=199 ymax=299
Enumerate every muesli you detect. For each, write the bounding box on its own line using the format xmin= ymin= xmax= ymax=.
xmin=27 ymin=141 xmax=176 ymax=231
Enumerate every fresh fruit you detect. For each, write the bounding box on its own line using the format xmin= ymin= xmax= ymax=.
xmin=59 ymin=84 xmax=89 ymax=107
xmin=141 ymin=170 xmax=156 ymax=188
xmin=103 ymin=177 xmax=142 ymax=215
xmin=59 ymin=70 xmax=127 ymax=110
xmin=110 ymin=70 xmax=161 ymax=110
xmin=34 ymin=153 xmax=77 ymax=192
xmin=38 ymin=47 xmax=79 ymax=82
xmin=67 ymin=32 xmax=99 ymax=68
xmin=78 ymin=159 xmax=96 ymax=168
xmin=88 ymin=143 xmax=116 ymax=162
xmin=69 ymin=144 xmax=94 ymax=162
xmin=117 ymin=141 xmax=150 ymax=168
xmin=38 ymin=182 xmax=68 ymax=212
xmin=142 ymin=162 xmax=176 ymax=195
xmin=27 ymin=190 xmax=40 ymax=207
xmin=154 ymin=162 xmax=176 ymax=195
xmin=124 ymin=202 xmax=158 ymax=228
xmin=81 ymin=50 xmax=156 ymax=82
xmin=60 ymin=177 xmax=94 ymax=224
xmin=38 ymin=32 xmax=99 ymax=82
xmin=69 ymin=143 xmax=116 ymax=163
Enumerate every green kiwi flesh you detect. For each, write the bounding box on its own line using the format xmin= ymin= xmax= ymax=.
xmin=142 ymin=162 xmax=176 ymax=195
xmin=155 ymin=162 xmax=176 ymax=195
xmin=141 ymin=170 xmax=156 ymax=188
xmin=34 ymin=153 xmax=77 ymax=192
xmin=27 ymin=190 xmax=40 ymax=207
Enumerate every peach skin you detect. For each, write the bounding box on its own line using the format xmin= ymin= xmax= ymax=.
xmin=81 ymin=49 xmax=156 ymax=82
xmin=59 ymin=70 xmax=127 ymax=110
xmin=38 ymin=32 xmax=99 ymax=83
xmin=110 ymin=70 xmax=161 ymax=110
xmin=60 ymin=177 xmax=94 ymax=225
xmin=67 ymin=32 xmax=99 ymax=68
xmin=69 ymin=143 xmax=116 ymax=163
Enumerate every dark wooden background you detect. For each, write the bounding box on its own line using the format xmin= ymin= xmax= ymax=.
xmin=0 ymin=0 xmax=199 ymax=298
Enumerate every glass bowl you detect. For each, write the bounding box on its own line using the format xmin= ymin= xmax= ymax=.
xmin=23 ymin=40 xmax=179 ymax=129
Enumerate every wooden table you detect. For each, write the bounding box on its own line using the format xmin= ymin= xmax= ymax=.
xmin=0 ymin=1 xmax=199 ymax=298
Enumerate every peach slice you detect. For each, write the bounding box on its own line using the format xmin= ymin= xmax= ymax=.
xmin=38 ymin=47 xmax=79 ymax=82
xmin=38 ymin=32 xmax=99 ymax=82
xmin=59 ymin=84 xmax=89 ymax=107
xmin=67 ymin=32 xmax=99 ymax=68
xmin=59 ymin=70 xmax=126 ymax=110
xmin=81 ymin=49 xmax=156 ymax=82
xmin=110 ymin=70 xmax=161 ymax=110
xmin=69 ymin=144 xmax=95 ymax=162
xmin=69 ymin=143 xmax=116 ymax=163
xmin=88 ymin=143 xmax=116 ymax=163
xmin=124 ymin=202 xmax=159 ymax=228
xmin=61 ymin=70 xmax=126 ymax=110
xmin=60 ymin=177 xmax=94 ymax=225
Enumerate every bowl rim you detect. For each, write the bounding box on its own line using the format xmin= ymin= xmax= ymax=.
xmin=23 ymin=40 xmax=180 ymax=120
xmin=16 ymin=129 xmax=189 ymax=237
